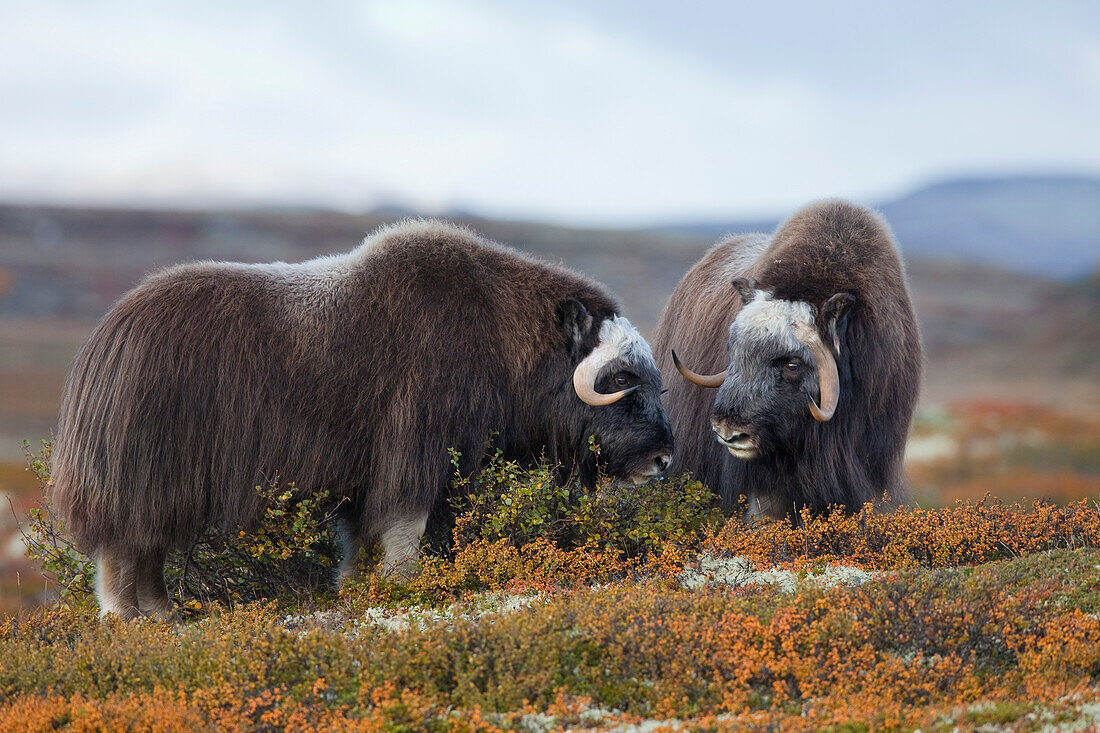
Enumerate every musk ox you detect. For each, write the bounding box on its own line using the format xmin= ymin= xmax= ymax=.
xmin=52 ymin=220 xmax=673 ymax=620
xmin=653 ymin=200 xmax=921 ymax=520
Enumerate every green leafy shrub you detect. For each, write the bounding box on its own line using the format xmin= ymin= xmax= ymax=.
xmin=21 ymin=440 xmax=344 ymax=615
xmin=21 ymin=440 xmax=96 ymax=611
xmin=449 ymin=447 xmax=722 ymax=560
xmin=166 ymin=482 xmax=343 ymax=612
xmin=340 ymin=450 xmax=724 ymax=607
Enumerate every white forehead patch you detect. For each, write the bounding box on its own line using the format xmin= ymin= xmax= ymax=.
xmin=582 ymin=315 xmax=657 ymax=371
xmin=732 ymin=292 xmax=815 ymax=351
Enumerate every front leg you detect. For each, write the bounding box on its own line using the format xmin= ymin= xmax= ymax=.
xmin=378 ymin=512 xmax=429 ymax=579
xmin=745 ymin=492 xmax=787 ymax=523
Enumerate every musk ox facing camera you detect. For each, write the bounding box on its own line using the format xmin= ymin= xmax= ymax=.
xmin=654 ymin=200 xmax=922 ymax=520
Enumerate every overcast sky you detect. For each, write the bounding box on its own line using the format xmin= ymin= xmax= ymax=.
xmin=1 ymin=0 xmax=1098 ymax=225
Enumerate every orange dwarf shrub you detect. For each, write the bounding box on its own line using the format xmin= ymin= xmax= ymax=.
xmin=708 ymin=498 xmax=1100 ymax=571
xmin=7 ymin=445 xmax=1100 ymax=730
xmin=2 ymin=547 xmax=1098 ymax=731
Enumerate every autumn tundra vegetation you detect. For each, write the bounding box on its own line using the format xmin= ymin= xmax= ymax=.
xmin=1 ymin=205 xmax=1098 ymax=730
xmin=8 ymin=442 xmax=1100 ymax=731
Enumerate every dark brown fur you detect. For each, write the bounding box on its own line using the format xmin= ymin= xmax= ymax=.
xmin=653 ymin=200 xmax=922 ymax=517
xmin=52 ymin=220 xmax=672 ymax=618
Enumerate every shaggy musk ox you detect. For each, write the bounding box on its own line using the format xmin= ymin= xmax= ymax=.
xmin=653 ymin=200 xmax=921 ymax=520
xmin=52 ymin=220 xmax=673 ymax=620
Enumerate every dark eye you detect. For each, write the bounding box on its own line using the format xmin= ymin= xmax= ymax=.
xmin=614 ymin=373 xmax=631 ymax=387
xmin=784 ymin=359 xmax=801 ymax=372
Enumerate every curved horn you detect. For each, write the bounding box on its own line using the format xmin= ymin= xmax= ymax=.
xmin=793 ymin=323 xmax=840 ymax=422
xmin=671 ymin=350 xmax=728 ymax=388
xmin=572 ymin=355 xmax=637 ymax=406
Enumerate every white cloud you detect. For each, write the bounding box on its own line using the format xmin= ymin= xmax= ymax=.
xmin=0 ymin=0 xmax=1097 ymax=223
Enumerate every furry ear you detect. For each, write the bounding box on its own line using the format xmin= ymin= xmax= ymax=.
xmin=821 ymin=292 xmax=856 ymax=355
xmin=730 ymin=277 xmax=758 ymax=303
xmin=559 ymin=297 xmax=594 ymax=354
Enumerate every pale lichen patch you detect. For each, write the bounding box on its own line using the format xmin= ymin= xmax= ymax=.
xmin=680 ymin=553 xmax=879 ymax=592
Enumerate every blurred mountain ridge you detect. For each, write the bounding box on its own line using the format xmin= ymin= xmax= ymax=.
xmin=0 ymin=173 xmax=1097 ymax=457
xmin=656 ymin=174 xmax=1100 ymax=279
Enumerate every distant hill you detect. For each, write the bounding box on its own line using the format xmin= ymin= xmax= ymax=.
xmin=656 ymin=175 xmax=1100 ymax=279
xmin=0 ymin=197 xmax=1097 ymax=460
